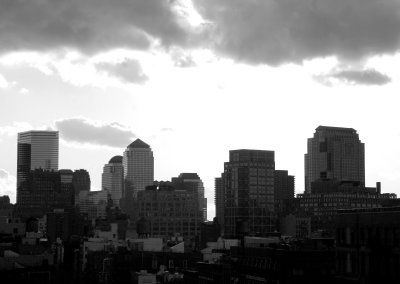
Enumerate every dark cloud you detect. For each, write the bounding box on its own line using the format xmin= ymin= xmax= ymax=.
xmin=0 ymin=0 xmax=191 ymax=54
xmin=55 ymin=117 xmax=136 ymax=148
xmin=316 ymin=68 xmax=392 ymax=86
xmin=331 ymin=69 xmax=391 ymax=85
xmin=2 ymin=0 xmax=400 ymax=66
xmin=194 ymin=0 xmax=400 ymax=65
xmin=97 ymin=59 xmax=148 ymax=84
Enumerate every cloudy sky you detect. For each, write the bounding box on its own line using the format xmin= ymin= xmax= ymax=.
xmin=1 ymin=0 xmax=400 ymax=219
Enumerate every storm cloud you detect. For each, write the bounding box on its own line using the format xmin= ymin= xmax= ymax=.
xmin=1 ymin=0 xmax=400 ymax=67
xmin=194 ymin=0 xmax=400 ymax=65
xmin=55 ymin=117 xmax=136 ymax=148
xmin=0 ymin=0 xmax=193 ymax=54
xmin=331 ymin=69 xmax=392 ymax=85
xmin=315 ymin=68 xmax=392 ymax=86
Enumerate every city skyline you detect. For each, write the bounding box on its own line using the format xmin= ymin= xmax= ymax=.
xmin=0 ymin=125 xmax=399 ymax=219
xmin=1 ymin=1 xmax=400 ymax=221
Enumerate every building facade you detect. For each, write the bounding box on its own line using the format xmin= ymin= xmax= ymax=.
xmin=102 ymin=155 xmax=124 ymax=207
xmin=292 ymin=184 xmax=399 ymax=235
xmin=305 ymin=126 xmax=365 ymax=193
xmin=274 ymin=170 xmax=295 ymax=201
xmin=171 ymin=173 xmax=207 ymax=221
xmin=135 ymin=181 xmax=204 ymax=243
xmin=17 ymin=130 xmax=59 ymax=201
xmin=16 ymin=169 xmax=75 ymax=219
xmin=123 ymin=139 xmax=154 ymax=197
xmin=214 ymin=175 xmax=224 ymax=226
xmin=335 ymin=207 xmax=400 ymax=283
xmin=223 ymin=149 xmax=276 ymax=237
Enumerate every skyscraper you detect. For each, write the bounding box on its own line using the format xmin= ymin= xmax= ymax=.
xmin=222 ymin=149 xmax=276 ymax=237
xmin=171 ymin=173 xmax=207 ymax=221
xmin=102 ymin=155 xmax=124 ymax=207
xmin=274 ymin=170 xmax=295 ymax=201
xmin=17 ymin=130 xmax=59 ymax=201
xmin=73 ymin=169 xmax=91 ymax=207
xmin=304 ymin=126 xmax=365 ymax=193
xmin=16 ymin=169 xmax=75 ymax=219
xmin=123 ymin=139 xmax=154 ymax=197
xmin=214 ymin=175 xmax=224 ymax=225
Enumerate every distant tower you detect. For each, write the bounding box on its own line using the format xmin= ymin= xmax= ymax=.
xmin=223 ymin=149 xmax=276 ymax=237
xmin=305 ymin=126 xmax=365 ymax=193
xmin=73 ymin=169 xmax=91 ymax=207
xmin=123 ymin=139 xmax=154 ymax=197
xmin=17 ymin=130 xmax=59 ymax=202
xmin=72 ymin=169 xmax=91 ymax=193
xmin=274 ymin=170 xmax=295 ymax=201
xmin=16 ymin=169 xmax=75 ymax=219
xmin=214 ymin=175 xmax=224 ymax=226
xmin=102 ymin=155 xmax=124 ymax=207
xmin=171 ymin=173 xmax=207 ymax=221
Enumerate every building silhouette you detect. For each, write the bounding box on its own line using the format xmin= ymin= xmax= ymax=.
xmin=171 ymin=173 xmax=207 ymax=221
xmin=72 ymin=169 xmax=91 ymax=193
xmin=274 ymin=170 xmax=295 ymax=201
xmin=16 ymin=169 xmax=75 ymax=219
xmin=123 ymin=139 xmax=154 ymax=197
xmin=102 ymin=155 xmax=124 ymax=207
xmin=214 ymin=175 xmax=224 ymax=226
xmin=17 ymin=130 xmax=59 ymax=202
xmin=222 ymin=149 xmax=276 ymax=237
xmin=305 ymin=126 xmax=365 ymax=193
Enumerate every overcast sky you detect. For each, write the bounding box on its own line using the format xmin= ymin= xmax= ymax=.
xmin=1 ymin=0 xmax=400 ymax=219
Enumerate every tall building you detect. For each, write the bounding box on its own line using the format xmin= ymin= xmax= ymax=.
xmin=274 ymin=170 xmax=295 ymax=201
xmin=304 ymin=126 xmax=365 ymax=193
xmin=17 ymin=130 xmax=59 ymax=198
xmin=123 ymin=139 xmax=154 ymax=197
xmin=102 ymin=155 xmax=124 ymax=207
xmin=72 ymin=169 xmax=91 ymax=207
xmin=214 ymin=175 xmax=224 ymax=225
xmin=72 ymin=169 xmax=91 ymax=193
xmin=222 ymin=149 xmax=276 ymax=237
xmin=15 ymin=169 xmax=75 ymax=219
xmin=171 ymin=173 xmax=207 ymax=221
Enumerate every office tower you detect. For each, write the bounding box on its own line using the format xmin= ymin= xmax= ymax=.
xmin=17 ymin=130 xmax=59 ymax=197
xmin=223 ymin=149 xmax=276 ymax=237
xmin=214 ymin=175 xmax=224 ymax=225
xmin=123 ymin=139 xmax=154 ymax=197
xmin=16 ymin=169 xmax=75 ymax=219
xmin=171 ymin=173 xmax=207 ymax=221
xmin=102 ymin=155 xmax=124 ymax=207
xmin=274 ymin=170 xmax=295 ymax=201
xmin=135 ymin=181 xmax=204 ymax=243
xmin=72 ymin=169 xmax=91 ymax=193
xmin=305 ymin=126 xmax=365 ymax=193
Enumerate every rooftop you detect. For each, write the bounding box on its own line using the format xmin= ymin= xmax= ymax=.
xmin=316 ymin=126 xmax=356 ymax=133
xmin=108 ymin=155 xmax=123 ymax=164
xmin=127 ymin=138 xmax=150 ymax=149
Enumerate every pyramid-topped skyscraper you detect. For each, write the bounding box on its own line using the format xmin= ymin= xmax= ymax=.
xmin=123 ymin=138 xmax=154 ymax=197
